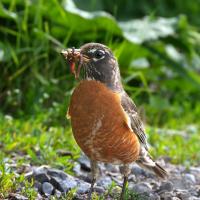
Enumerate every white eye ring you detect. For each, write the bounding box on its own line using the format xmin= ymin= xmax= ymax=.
xmin=87 ymin=48 xmax=105 ymax=62
xmin=94 ymin=50 xmax=105 ymax=59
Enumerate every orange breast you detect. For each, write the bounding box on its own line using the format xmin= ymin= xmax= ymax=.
xmin=68 ymin=80 xmax=140 ymax=164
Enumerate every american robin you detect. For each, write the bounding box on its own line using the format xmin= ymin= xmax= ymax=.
xmin=61 ymin=43 xmax=168 ymax=199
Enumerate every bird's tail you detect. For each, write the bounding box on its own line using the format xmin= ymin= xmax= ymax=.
xmin=136 ymin=147 xmax=168 ymax=179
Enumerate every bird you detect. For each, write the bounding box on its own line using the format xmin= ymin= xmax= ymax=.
xmin=61 ymin=43 xmax=168 ymax=200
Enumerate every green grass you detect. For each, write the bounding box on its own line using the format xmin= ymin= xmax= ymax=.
xmin=0 ymin=113 xmax=80 ymax=199
xmin=0 ymin=110 xmax=199 ymax=198
xmin=148 ymin=126 xmax=200 ymax=166
xmin=0 ymin=113 xmax=80 ymax=169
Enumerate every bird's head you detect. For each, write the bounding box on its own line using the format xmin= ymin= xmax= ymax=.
xmin=61 ymin=43 xmax=122 ymax=91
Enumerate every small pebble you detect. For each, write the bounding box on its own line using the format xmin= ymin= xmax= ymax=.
xmin=131 ymin=164 xmax=146 ymax=176
xmin=78 ymin=155 xmax=91 ymax=171
xmin=105 ymin=163 xmax=119 ymax=173
xmin=158 ymin=181 xmax=173 ymax=193
xmin=160 ymin=191 xmax=174 ymax=199
xmin=96 ymin=176 xmax=112 ymax=188
xmin=54 ymin=189 xmax=62 ymax=198
xmin=34 ymin=181 xmax=42 ymax=193
xmin=15 ymin=158 xmax=199 ymax=199
xmin=8 ymin=193 xmax=28 ymax=200
xmin=50 ymin=176 xmax=77 ymax=193
xmin=176 ymin=189 xmax=191 ymax=200
xmin=47 ymin=168 xmax=68 ymax=180
xmin=148 ymin=193 xmax=160 ymax=200
xmin=76 ymin=180 xmax=90 ymax=194
xmin=42 ymin=182 xmax=54 ymax=195
xmin=184 ymin=173 xmax=196 ymax=184
xmin=130 ymin=182 xmax=152 ymax=194
xmin=94 ymin=186 xmax=105 ymax=194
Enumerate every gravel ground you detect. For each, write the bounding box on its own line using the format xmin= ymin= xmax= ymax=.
xmin=6 ymin=155 xmax=200 ymax=200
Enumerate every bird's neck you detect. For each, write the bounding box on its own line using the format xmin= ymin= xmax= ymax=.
xmin=105 ymin=70 xmax=123 ymax=92
xmin=85 ymin=67 xmax=123 ymax=93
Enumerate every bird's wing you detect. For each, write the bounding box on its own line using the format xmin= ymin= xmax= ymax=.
xmin=121 ymin=92 xmax=168 ymax=178
xmin=121 ymin=92 xmax=148 ymax=150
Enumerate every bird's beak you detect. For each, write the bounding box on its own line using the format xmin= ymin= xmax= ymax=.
xmin=61 ymin=48 xmax=82 ymax=79
xmin=61 ymin=48 xmax=81 ymax=60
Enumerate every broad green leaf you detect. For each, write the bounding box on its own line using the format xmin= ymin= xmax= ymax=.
xmin=119 ymin=17 xmax=177 ymax=44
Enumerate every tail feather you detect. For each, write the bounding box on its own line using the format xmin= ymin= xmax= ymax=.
xmin=136 ymin=160 xmax=168 ymax=179
xmin=136 ymin=147 xmax=168 ymax=179
xmin=153 ymin=163 xmax=168 ymax=178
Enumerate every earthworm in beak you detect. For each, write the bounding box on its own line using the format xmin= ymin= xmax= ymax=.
xmin=61 ymin=48 xmax=82 ymax=79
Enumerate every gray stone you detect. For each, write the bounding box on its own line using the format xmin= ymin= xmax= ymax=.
xmin=189 ymin=167 xmax=200 ymax=175
xmin=34 ymin=181 xmax=42 ymax=192
xmin=128 ymin=174 xmax=137 ymax=182
xmin=105 ymin=163 xmax=119 ymax=173
xmin=42 ymin=182 xmax=54 ymax=195
xmin=160 ymin=191 xmax=174 ymax=199
xmin=50 ymin=176 xmax=77 ymax=193
xmin=129 ymin=182 xmax=152 ymax=194
xmin=96 ymin=176 xmax=112 ymax=188
xmin=184 ymin=173 xmax=196 ymax=184
xmin=54 ymin=189 xmax=62 ymax=198
xmin=33 ymin=165 xmax=48 ymax=174
xmin=8 ymin=193 xmax=28 ymax=200
xmin=35 ymin=193 xmax=43 ymax=200
xmin=131 ymin=164 xmax=146 ymax=176
xmin=150 ymin=180 xmax=160 ymax=190
xmin=170 ymin=178 xmax=186 ymax=190
xmin=188 ymin=187 xmax=198 ymax=197
xmin=21 ymin=162 xmax=200 ymax=200
xmin=76 ymin=180 xmax=91 ymax=194
xmin=94 ymin=186 xmax=105 ymax=194
xmin=63 ymin=178 xmax=77 ymax=189
xmin=74 ymin=193 xmax=89 ymax=200
xmin=158 ymin=181 xmax=173 ymax=193
xmin=189 ymin=197 xmax=200 ymax=200
xmin=78 ymin=155 xmax=91 ymax=172
xmin=46 ymin=168 xmax=78 ymax=193
xmin=148 ymin=193 xmax=160 ymax=200
xmin=189 ymin=196 xmax=200 ymax=200
xmin=49 ymin=176 xmax=63 ymax=191
xmin=111 ymin=175 xmax=123 ymax=185
xmin=47 ymin=168 xmax=69 ymax=180
xmin=34 ymin=172 xmax=50 ymax=183
xmin=73 ymin=162 xmax=90 ymax=183
xmin=32 ymin=166 xmax=51 ymax=183
xmin=138 ymin=193 xmax=150 ymax=200
xmin=73 ymin=162 xmax=82 ymax=176
xmin=176 ymin=189 xmax=191 ymax=200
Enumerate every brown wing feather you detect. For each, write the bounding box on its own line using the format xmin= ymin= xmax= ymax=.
xmin=121 ymin=92 xmax=168 ymax=178
xmin=121 ymin=92 xmax=148 ymax=150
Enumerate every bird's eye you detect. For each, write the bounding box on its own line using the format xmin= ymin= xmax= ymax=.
xmin=94 ymin=50 xmax=105 ymax=59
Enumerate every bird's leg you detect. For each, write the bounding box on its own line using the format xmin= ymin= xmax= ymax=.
xmin=88 ymin=160 xmax=98 ymax=200
xmin=120 ymin=164 xmax=130 ymax=200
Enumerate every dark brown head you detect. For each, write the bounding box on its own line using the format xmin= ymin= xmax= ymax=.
xmin=61 ymin=43 xmax=123 ymax=92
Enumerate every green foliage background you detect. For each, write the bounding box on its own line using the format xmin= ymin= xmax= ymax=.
xmin=1 ymin=0 xmax=200 ymax=123
xmin=0 ymin=0 xmax=200 ymax=198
